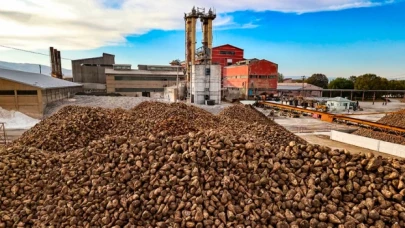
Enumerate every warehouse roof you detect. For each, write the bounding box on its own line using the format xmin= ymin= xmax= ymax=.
xmin=278 ymin=85 xmax=317 ymax=90
xmin=327 ymin=97 xmax=352 ymax=102
xmin=277 ymin=83 xmax=323 ymax=91
xmin=106 ymin=69 xmax=184 ymax=76
xmin=0 ymin=68 xmax=82 ymax=89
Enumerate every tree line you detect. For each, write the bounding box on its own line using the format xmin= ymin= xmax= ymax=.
xmin=278 ymin=73 xmax=405 ymax=90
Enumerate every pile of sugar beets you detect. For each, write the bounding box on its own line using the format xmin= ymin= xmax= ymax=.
xmin=1 ymin=102 xmax=404 ymax=228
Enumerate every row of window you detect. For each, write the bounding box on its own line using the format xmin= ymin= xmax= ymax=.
xmin=114 ymin=76 xmax=178 ymax=81
xmin=113 ymin=66 xmax=131 ymax=70
xmin=249 ymin=75 xmax=277 ymax=79
xmin=219 ymin=51 xmax=235 ymax=55
xmin=0 ymin=90 xmax=38 ymax=96
xmin=147 ymin=67 xmax=176 ymax=71
xmin=225 ymin=76 xmax=246 ymax=79
xmin=115 ymin=88 xmax=165 ymax=92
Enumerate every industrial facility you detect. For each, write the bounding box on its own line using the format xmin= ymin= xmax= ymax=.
xmin=106 ymin=64 xmax=184 ymax=98
xmin=183 ymin=7 xmax=222 ymax=105
xmin=0 ymin=68 xmax=82 ymax=118
xmin=223 ymin=59 xmax=278 ymax=98
xmin=2 ymin=4 xmax=405 ymax=227
xmin=71 ymin=53 xmax=115 ymax=91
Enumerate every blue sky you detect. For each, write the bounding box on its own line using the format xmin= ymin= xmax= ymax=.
xmin=1 ymin=0 xmax=405 ymax=79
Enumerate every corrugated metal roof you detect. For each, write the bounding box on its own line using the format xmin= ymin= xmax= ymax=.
xmin=105 ymin=69 xmax=184 ymax=76
xmin=327 ymin=97 xmax=352 ymax=102
xmin=277 ymin=84 xmax=323 ymax=90
xmin=0 ymin=68 xmax=82 ymax=89
xmin=277 ymin=85 xmax=304 ymax=90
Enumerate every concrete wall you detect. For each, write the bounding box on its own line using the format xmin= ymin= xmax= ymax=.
xmin=191 ymin=65 xmax=221 ymax=105
xmin=222 ymin=88 xmax=246 ymax=101
xmin=106 ymin=72 xmax=182 ymax=96
xmin=331 ymin=130 xmax=405 ymax=157
xmin=81 ymin=83 xmax=107 ymax=91
xmin=72 ymin=53 xmax=115 ymax=84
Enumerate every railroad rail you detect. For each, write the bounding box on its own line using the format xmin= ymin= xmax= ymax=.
xmin=258 ymin=101 xmax=405 ymax=135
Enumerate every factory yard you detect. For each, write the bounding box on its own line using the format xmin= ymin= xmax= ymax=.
xmin=3 ymin=96 xmax=405 ymax=151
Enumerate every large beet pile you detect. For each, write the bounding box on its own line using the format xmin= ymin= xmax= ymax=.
xmin=1 ymin=102 xmax=405 ymax=227
xmin=354 ymin=109 xmax=405 ymax=145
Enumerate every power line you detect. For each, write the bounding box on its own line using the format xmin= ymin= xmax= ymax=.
xmin=0 ymin=44 xmax=73 ymax=60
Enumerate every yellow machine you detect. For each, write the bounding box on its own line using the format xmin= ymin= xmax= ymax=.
xmin=315 ymin=104 xmax=328 ymax=112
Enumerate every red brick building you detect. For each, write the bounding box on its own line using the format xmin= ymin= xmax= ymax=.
xmin=211 ymin=44 xmax=244 ymax=73
xmin=223 ymin=59 xmax=278 ymax=97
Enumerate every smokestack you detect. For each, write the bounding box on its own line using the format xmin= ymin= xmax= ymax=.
xmin=53 ymin=49 xmax=58 ymax=78
xmin=57 ymin=50 xmax=62 ymax=78
xmin=49 ymin=47 xmax=55 ymax=76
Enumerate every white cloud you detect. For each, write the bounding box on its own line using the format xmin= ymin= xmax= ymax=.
xmin=0 ymin=0 xmax=395 ymax=51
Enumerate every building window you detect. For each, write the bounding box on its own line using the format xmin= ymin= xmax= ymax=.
xmin=205 ymin=68 xmax=211 ymax=76
xmin=219 ymin=51 xmax=235 ymax=55
xmin=17 ymin=90 xmax=37 ymax=95
xmin=0 ymin=90 xmax=14 ymax=95
xmin=114 ymin=76 xmax=177 ymax=81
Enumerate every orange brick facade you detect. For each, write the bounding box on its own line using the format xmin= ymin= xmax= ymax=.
xmin=223 ymin=59 xmax=278 ymax=96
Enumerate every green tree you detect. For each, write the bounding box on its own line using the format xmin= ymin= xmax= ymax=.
xmin=354 ymin=74 xmax=388 ymax=90
xmin=388 ymin=80 xmax=405 ymax=90
xmin=349 ymin=76 xmax=357 ymax=83
xmin=306 ymin=73 xmax=329 ymax=89
xmin=328 ymin=77 xmax=354 ymax=89
xmin=278 ymin=73 xmax=284 ymax=83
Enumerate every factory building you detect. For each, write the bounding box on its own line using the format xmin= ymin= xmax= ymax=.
xmin=106 ymin=64 xmax=184 ymax=98
xmin=223 ymin=59 xmax=278 ymax=98
xmin=71 ymin=53 xmax=115 ymax=91
xmin=211 ymin=44 xmax=244 ymax=75
xmin=181 ymin=44 xmax=244 ymax=87
xmin=0 ymin=68 xmax=82 ymax=118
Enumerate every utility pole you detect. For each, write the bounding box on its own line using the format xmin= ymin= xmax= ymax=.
xmin=301 ymin=76 xmax=306 ymax=96
xmin=176 ymin=66 xmax=179 ymax=102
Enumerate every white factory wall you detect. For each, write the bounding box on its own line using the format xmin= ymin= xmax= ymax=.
xmin=330 ymin=130 xmax=405 ymax=157
xmin=191 ymin=65 xmax=221 ymax=105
